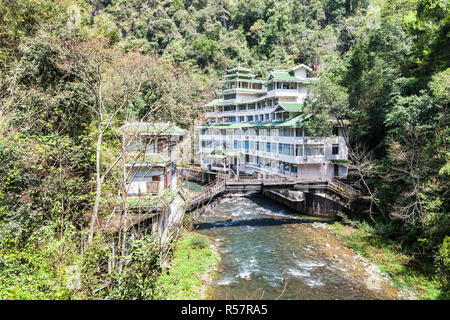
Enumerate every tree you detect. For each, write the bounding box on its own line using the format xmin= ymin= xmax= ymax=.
xmin=56 ymin=39 xmax=153 ymax=243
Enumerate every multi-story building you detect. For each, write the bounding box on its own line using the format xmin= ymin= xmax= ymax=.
xmin=121 ymin=122 xmax=185 ymax=196
xmin=197 ymin=65 xmax=349 ymax=180
xmin=119 ymin=122 xmax=187 ymax=245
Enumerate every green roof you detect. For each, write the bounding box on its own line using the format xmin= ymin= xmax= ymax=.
xmin=221 ymin=88 xmax=266 ymax=95
xmin=224 ymin=72 xmax=255 ymax=79
xmin=221 ymin=78 xmax=264 ymax=83
xmin=121 ymin=122 xmax=185 ymax=135
xmin=126 ymin=153 xmax=171 ymax=165
xmin=267 ymin=71 xmax=315 ymax=83
xmin=125 ymin=190 xmax=174 ymax=208
xmin=268 ymin=71 xmax=300 ymax=81
xmin=199 ymin=115 xmax=309 ymax=129
xmin=227 ymin=66 xmax=253 ymax=73
xmin=202 ymin=97 xmax=275 ymax=108
xmin=276 ymin=114 xmax=309 ymax=127
xmin=277 ymin=102 xmax=304 ymax=112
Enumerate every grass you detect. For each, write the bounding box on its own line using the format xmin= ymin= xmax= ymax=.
xmin=154 ymin=231 xmax=219 ymax=300
xmin=327 ymin=222 xmax=449 ymax=300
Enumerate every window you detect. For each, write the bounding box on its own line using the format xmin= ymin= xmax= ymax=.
xmin=279 ymin=128 xmax=293 ymax=136
xmin=271 ymin=143 xmax=277 ymax=153
xmin=295 ymin=145 xmax=303 ymax=156
xmin=305 ymin=145 xmax=324 ymax=156
xmin=332 ymin=144 xmax=339 ymax=155
xmin=332 ymin=127 xmax=339 ymax=136
xmin=224 ymin=94 xmax=236 ymax=100
xmin=279 ymin=144 xmax=293 ymax=155
xmin=224 ymin=105 xmax=236 ymax=112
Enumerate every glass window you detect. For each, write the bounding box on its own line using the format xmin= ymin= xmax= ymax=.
xmin=332 ymin=127 xmax=339 ymax=136
xmin=305 ymin=145 xmax=324 ymax=156
xmin=332 ymin=144 xmax=339 ymax=155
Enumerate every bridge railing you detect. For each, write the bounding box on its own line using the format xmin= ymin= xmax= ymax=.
xmin=223 ymin=176 xmax=361 ymax=197
xmin=327 ymin=177 xmax=361 ymax=197
xmin=189 ymin=179 xmax=226 ymax=207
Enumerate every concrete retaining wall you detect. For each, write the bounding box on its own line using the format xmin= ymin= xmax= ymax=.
xmin=304 ymin=192 xmax=347 ymax=217
xmin=263 ymin=190 xmax=347 ymax=217
xmin=263 ymin=190 xmax=304 ymax=212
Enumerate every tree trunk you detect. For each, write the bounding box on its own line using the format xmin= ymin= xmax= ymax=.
xmin=89 ymin=129 xmax=104 ymax=243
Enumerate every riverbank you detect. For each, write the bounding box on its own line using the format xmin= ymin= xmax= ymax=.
xmin=155 ymin=231 xmax=219 ymax=299
xmin=325 ymin=221 xmax=448 ymax=300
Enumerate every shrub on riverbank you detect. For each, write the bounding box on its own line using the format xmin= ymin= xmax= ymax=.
xmin=328 ymin=221 xmax=449 ymax=300
xmin=154 ymin=232 xmax=218 ymax=299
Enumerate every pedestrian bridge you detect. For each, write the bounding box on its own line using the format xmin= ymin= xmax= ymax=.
xmin=187 ymin=176 xmax=364 ymax=214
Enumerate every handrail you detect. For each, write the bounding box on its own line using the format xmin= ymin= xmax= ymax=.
xmin=188 ymin=174 xmax=361 ymax=209
xmin=328 ymin=178 xmax=360 ymax=196
xmin=189 ymin=179 xmax=226 ymax=206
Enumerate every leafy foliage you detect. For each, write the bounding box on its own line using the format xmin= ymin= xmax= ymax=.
xmin=0 ymin=0 xmax=448 ymax=299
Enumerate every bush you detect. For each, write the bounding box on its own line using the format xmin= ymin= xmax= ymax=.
xmin=438 ymin=236 xmax=450 ymax=284
xmin=189 ymin=235 xmax=209 ymax=249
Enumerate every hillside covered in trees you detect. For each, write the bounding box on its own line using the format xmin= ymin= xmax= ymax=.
xmin=0 ymin=0 xmax=448 ymax=299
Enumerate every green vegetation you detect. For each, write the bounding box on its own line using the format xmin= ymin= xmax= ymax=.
xmin=0 ymin=0 xmax=448 ymax=299
xmin=125 ymin=189 xmax=175 ymax=208
xmin=328 ymin=218 xmax=449 ymax=300
xmin=154 ymin=232 xmax=219 ymax=300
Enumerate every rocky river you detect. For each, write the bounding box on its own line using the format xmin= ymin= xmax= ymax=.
xmin=193 ymin=194 xmax=399 ymax=300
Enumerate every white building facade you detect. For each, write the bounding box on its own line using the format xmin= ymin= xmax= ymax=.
xmin=121 ymin=122 xmax=185 ymax=196
xmin=197 ymin=65 xmax=349 ymax=180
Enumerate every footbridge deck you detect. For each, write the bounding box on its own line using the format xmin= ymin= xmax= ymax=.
xmin=187 ymin=176 xmax=362 ymax=211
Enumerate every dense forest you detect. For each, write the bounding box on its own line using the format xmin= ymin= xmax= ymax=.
xmin=0 ymin=0 xmax=448 ymax=299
